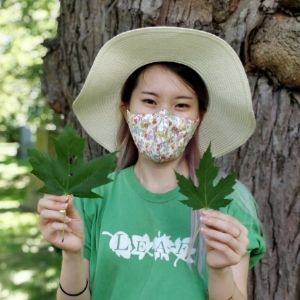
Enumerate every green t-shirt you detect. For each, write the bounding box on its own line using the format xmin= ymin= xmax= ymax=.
xmin=74 ymin=165 xmax=266 ymax=300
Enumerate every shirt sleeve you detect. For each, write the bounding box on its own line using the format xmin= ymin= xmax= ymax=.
xmin=73 ymin=171 xmax=116 ymax=261
xmin=73 ymin=197 xmax=93 ymax=260
xmin=73 ymin=185 xmax=105 ymax=261
xmin=223 ymin=180 xmax=267 ymax=269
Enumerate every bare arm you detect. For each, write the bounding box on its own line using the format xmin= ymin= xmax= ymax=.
xmin=208 ymin=254 xmax=249 ymax=300
xmin=200 ymin=209 xmax=250 ymax=300
xmin=57 ymin=256 xmax=90 ymax=300
xmin=37 ymin=194 xmax=91 ymax=300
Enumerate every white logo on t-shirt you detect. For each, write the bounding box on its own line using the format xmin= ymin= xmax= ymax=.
xmin=102 ymin=231 xmax=196 ymax=267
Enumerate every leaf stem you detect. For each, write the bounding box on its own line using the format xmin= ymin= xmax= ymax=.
xmin=60 ymin=208 xmax=66 ymax=243
xmin=60 ymin=194 xmax=69 ymax=242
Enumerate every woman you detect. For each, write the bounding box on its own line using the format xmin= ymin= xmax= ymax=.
xmin=37 ymin=27 xmax=266 ymax=300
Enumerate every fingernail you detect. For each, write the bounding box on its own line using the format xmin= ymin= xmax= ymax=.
xmin=65 ymin=217 xmax=72 ymax=223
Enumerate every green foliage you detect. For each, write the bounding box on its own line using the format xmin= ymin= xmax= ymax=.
xmin=0 ymin=142 xmax=31 ymax=201
xmin=0 ymin=141 xmax=60 ymax=299
xmin=0 ymin=210 xmax=61 ymax=299
xmin=176 ymin=144 xmax=237 ymax=210
xmin=28 ymin=125 xmax=117 ymax=197
xmin=0 ymin=0 xmax=59 ymax=139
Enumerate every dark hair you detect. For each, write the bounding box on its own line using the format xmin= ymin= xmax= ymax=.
xmin=121 ymin=62 xmax=209 ymax=112
xmin=117 ymin=62 xmax=209 ymax=170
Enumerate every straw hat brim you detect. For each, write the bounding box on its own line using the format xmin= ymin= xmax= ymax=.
xmin=72 ymin=27 xmax=255 ymax=158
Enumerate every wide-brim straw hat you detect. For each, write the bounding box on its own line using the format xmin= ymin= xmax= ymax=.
xmin=73 ymin=26 xmax=255 ymax=158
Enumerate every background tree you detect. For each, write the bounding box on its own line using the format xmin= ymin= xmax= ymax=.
xmin=0 ymin=0 xmax=59 ymax=141
xmin=0 ymin=1 xmax=61 ymax=299
xmin=42 ymin=1 xmax=300 ymax=299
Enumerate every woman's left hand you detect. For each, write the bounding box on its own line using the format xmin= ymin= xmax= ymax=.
xmin=199 ymin=209 xmax=249 ymax=269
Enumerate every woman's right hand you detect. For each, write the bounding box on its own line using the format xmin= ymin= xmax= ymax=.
xmin=37 ymin=194 xmax=83 ymax=253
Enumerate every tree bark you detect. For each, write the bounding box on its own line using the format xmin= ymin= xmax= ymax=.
xmin=42 ymin=0 xmax=300 ymax=299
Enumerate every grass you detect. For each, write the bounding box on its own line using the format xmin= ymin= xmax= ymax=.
xmin=0 ymin=142 xmax=61 ymax=300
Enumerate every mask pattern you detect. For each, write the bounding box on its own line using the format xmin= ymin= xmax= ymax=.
xmin=127 ymin=109 xmax=199 ymax=162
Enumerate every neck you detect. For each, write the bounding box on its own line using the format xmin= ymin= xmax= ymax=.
xmin=134 ymin=155 xmax=189 ymax=193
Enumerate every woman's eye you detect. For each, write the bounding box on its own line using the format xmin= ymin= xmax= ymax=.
xmin=176 ymin=103 xmax=190 ymax=109
xmin=142 ymin=99 xmax=156 ymax=105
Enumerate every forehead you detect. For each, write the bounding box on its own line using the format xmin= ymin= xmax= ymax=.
xmin=135 ymin=64 xmax=197 ymax=95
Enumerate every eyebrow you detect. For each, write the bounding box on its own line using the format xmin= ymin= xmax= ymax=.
xmin=141 ymin=91 xmax=194 ymax=100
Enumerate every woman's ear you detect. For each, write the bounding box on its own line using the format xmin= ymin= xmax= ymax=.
xmin=119 ymin=101 xmax=128 ymax=121
xmin=198 ymin=110 xmax=206 ymax=124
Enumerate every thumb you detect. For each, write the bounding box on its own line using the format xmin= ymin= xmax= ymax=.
xmin=66 ymin=195 xmax=80 ymax=219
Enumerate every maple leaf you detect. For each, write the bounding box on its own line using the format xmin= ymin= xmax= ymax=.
xmin=28 ymin=125 xmax=117 ymax=198
xmin=176 ymin=144 xmax=237 ymax=210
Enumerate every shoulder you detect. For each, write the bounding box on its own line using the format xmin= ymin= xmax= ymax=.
xmin=74 ymin=166 xmax=133 ymax=222
xmin=75 ymin=166 xmax=132 ymax=205
xmin=218 ymin=177 xmax=262 ymax=234
xmin=225 ymin=179 xmax=259 ymax=221
xmin=223 ymin=179 xmax=267 ymax=268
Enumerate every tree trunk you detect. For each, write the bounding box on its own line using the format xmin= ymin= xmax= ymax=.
xmin=42 ymin=0 xmax=300 ymax=299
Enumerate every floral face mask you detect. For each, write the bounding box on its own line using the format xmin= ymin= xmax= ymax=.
xmin=127 ymin=109 xmax=200 ymax=163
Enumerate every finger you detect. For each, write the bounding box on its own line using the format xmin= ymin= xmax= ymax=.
xmin=65 ymin=195 xmax=80 ymax=219
xmin=50 ymin=222 xmax=72 ymax=232
xmin=200 ymin=209 xmax=248 ymax=237
xmin=203 ymin=238 xmax=241 ymax=265
xmin=37 ymin=197 xmax=68 ymax=214
xmin=201 ymin=209 xmax=245 ymax=231
xmin=200 ymin=209 xmax=238 ymax=226
xmin=44 ymin=194 xmax=69 ymax=202
xmin=200 ymin=214 xmax=242 ymax=238
xmin=43 ymin=222 xmax=72 ymax=240
xmin=201 ymin=226 xmax=246 ymax=255
xmin=40 ymin=209 xmax=72 ymax=224
xmin=202 ymin=221 xmax=249 ymax=249
xmin=202 ymin=209 xmax=249 ymax=236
